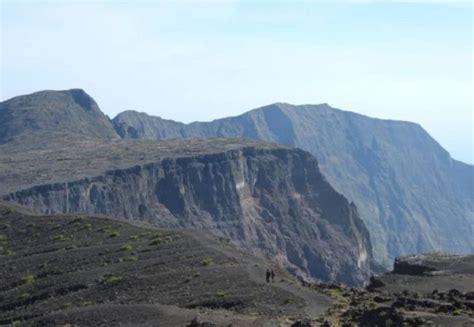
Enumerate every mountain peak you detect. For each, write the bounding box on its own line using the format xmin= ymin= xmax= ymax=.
xmin=0 ymin=89 xmax=119 ymax=145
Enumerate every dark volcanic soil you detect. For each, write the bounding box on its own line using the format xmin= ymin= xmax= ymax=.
xmin=0 ymin=202 xmax=331 ymax=326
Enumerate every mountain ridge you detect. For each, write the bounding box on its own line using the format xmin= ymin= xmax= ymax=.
xmin=113 ymin=101 xmax=474 ymax=265
xmin=0 ymin=90 xmax=374 ymax=286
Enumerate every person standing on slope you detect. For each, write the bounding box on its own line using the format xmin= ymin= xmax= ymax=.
xmin=266 ymin=269 xmax=271 ymax=283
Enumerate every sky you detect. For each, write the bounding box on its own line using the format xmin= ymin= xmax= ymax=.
xmin=1 ymin=0 xmax=473 ymax=163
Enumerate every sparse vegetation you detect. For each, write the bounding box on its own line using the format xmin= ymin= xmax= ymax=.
xmin=20 ymin=274 xmax=35 ymax=285
xmin=53 ymin=234 xmax=71 ymax=242
xmin=201 ymin=258 xmax=213 ymax=266
xmin=122 ymin=255 xmax=138 ymax=262
xmin=149 ymin=238 xmax=163 ymax=246
xmin=128 ymin=234 xmax=140 ymax=241
xmin=70 ymin=217 xmax=83 ymax=224
xmin=109 ymin=231 xmax=120 ymax=238
xmin=120 ymin=243 xmax=133 ymax=251
xmin=101 ymin=274 xmax=123 ymax=285
xmin=19 ymin=292 xmax=30 ymax=300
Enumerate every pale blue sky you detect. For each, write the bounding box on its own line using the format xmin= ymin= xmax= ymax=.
xmin=1 ymin=0 xmax=472 ymax=163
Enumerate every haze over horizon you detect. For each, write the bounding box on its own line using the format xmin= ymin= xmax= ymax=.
xmin=1 ymin=0 xmax=472 ymax=163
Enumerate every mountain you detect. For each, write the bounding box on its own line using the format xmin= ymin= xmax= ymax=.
xmin=0 ymin=89 xmax=119 ymax=146
xmin=0 ymin=201 xmax=332 ymax=325
xmin=113 ymin=104 xmax=474 ymax=265
xmin=0 ymin=90 xmax=373 ymax=286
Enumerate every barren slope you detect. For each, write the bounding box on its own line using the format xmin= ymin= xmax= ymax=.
xmin=0 ymin=202 xmax=332 ymax=326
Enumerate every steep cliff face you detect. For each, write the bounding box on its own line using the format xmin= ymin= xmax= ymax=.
xmin=113 ymin=104 xmax=474 ymax=265
xmin=3 ymin=139 xmax=372 ymax=286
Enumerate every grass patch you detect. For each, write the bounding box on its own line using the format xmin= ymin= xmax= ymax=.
xmin=101 ymin=274 xmax=123 ymax=285
xmin=327 ymin=287 xmax=349 ymax=306
xmin=128 ymin=235 xmax=140 ymax=241
xmin=122 ymin=255 xmax=138 ymax=262
xmin=0 ymin=234 xmax=7 ymax=242
xmin=53 ymin=235 xmax=71 ymax=242
xmin=20 ymin=274 xmax=35 ymax=285
xmin=69 ymin=217 xmax=83 ymax=224
xmin=149 ymin=238 xmax=163 ymax=246
xmin=453 ymin=308 xmax=462 ymax=316
xmin=201 ymin=258 xmax=213 ymax=266
xmin=120 ymin=243 xmax=133 ymax=251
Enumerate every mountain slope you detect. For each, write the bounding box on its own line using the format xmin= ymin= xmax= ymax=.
xmin=0 ymin=201 xmax=333 ymax=325
xmin=113 ymin=103 xmax=474 ymax=264
xmin=0 ymin=89 xmax=119 ymax=146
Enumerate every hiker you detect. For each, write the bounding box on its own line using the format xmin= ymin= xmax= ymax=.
xmin=266 ymin=269 xmax=271 ymax=283
xmin=270 ymin=269 xmax=275 ymax=282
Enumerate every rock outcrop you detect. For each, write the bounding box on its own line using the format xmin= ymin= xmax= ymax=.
xmin=113 ymin=104 xmax=474 ymax=265
xmin=306 ymin=253 xmax=474 ymax=326
xmin=2 ymin=138 xmax=372 ymax=286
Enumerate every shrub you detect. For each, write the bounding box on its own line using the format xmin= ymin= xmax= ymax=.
xmin=102 ymin=274 xmax=123 ymax=285
xmin=53 ymin=235 xmax=70 ymax=242
xmin=120 ymin=243 xmax=133 ymax=251
xmin=20 ymin=274 xmax=35 ymax=285
xmin=128 ymin=235 xmax=140 ymax=241
xmin=109 ymin=231 xmax=120 ymax=238
xmin=201 ymin=258 xmax=212 ymax=266
xmin=122 ymin=255 xmax=138 ymax=262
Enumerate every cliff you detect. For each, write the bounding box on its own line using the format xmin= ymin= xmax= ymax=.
xmin=113 ymin=103 xmax=474 ymax=265
xmin=1 ymin=137 xmax=372 ymax=286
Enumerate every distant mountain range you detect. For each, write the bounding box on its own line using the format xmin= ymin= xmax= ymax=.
xmin=112 ymin=102 xmax=474 ymax=265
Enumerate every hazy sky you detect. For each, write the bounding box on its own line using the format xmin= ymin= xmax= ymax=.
xmin=1 ymin=0 xmax=472 ymax=163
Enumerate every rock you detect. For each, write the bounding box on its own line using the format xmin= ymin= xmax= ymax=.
xmin=291 ymin=319 xmax=313 ymax=327
xmin=447 ymin=289 xmax=463 ymax=300
xmin=373 ymin=295 xmax=391 ymax=303
xmin=188 ymin=318 xmax=217 ymax=327
xmin=366 ymin=276 xmax=385 ymax=291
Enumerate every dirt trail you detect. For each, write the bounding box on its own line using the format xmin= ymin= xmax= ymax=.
xmin=191 ymin=230 xmax=332 ymax=320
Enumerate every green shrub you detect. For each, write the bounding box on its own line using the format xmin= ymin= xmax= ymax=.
xmin=201 ymin=258 xmax=212 ymax=266
xmin=453 ymin=309 xmax=462 ymax=316
xmin=102 ymin=274 xmax=123 ymax=285
xmin=109 ymin=231 xmax=120 ymax=238
xmin=120 ymin=243 xmax=133 ymax=251
xmin=53 ymin=235 xmax=70 ymax=242
xmin=149 ymin=238 xmax=162 ymax=246
xmin=128 ymin=235 xmax=140 ymax=241
xmin=20 ymin=274 xmax=35 ymax=285
xmin=122 ymin=255 xmax=138 ymax=262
